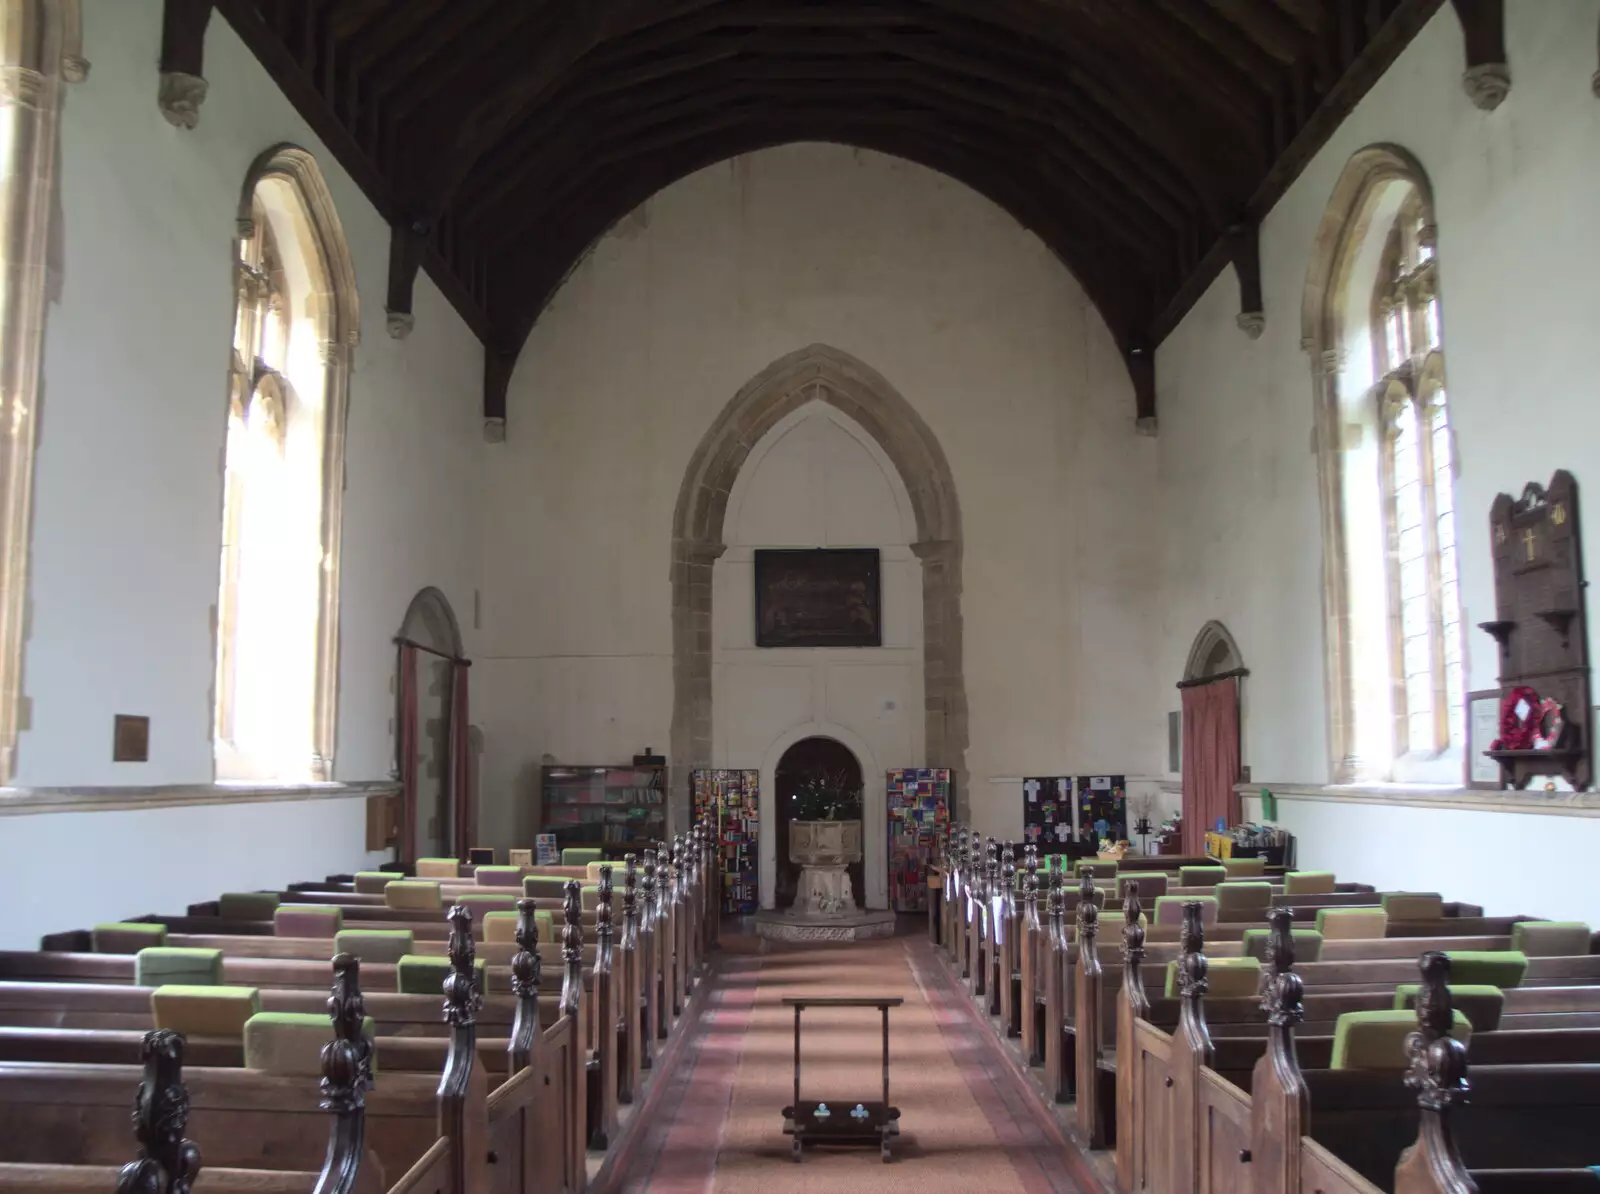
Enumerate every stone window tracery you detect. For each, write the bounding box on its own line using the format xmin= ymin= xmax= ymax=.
xmin=215 ymin=156 xmax=357 ymax=783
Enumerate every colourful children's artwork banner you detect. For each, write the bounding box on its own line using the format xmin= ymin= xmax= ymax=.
xmin=1022 ymin=776 xmax=1075 ymax=851
xmin=692 ymin=769 xmax=760 ymax=914
xmin=886 ymin=768 xmax=951 ymax=912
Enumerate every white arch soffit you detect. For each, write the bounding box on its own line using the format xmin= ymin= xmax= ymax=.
xmin=757 ymin=719 xmax=887 ymax=913
xmin=722 ymin=400 xmax=918 ymax=545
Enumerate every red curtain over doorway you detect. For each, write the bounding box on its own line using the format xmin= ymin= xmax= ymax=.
xmin=1181 ymin=677 xmax=1241 ymax=854
xmin=397 ymin=643 xmax=418 ymax=861
xmin=450 ymin=662 xmax=472 ymax=856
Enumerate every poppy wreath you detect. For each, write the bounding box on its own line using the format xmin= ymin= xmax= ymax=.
xmin=1493 ymin=685 xmax=1542 ymax=752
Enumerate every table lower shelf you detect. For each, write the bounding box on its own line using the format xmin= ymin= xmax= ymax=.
xmin=782 ymin=1100 xmax=900 ymax=1161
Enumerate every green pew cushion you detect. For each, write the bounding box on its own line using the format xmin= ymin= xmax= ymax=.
xmin=415 ymin=857 xmax=460 ymax=879
xmin=273 ymin=905 xmax=343 ymax=937
xmin=1164 ymin=955 xmax=1261 ymax=998
xmin=244 ymin=1011 xmax=376 ymax=1076
xmin=92 ymin=922 xmax=167 ymax=954
xmin=1511 ymin=921 xmax=1592 ymax=958
xmin=384 ymin=880 xmax=442 ymax=911
xmin=1381 ymin=892 xmax=1444 ymax=920
xmin=1116 ymin=873 xmax=1169 ymax=899
xmin=1154 ymin=895 xmax=1218 ymax=927
xmin=397 ymin=954 xmax=487 ymax=996
xmin=561 ymin=848 xmax=602 ymax=866
xmin=1393 ymin=984 xmax=1505 ymax=1032
xmin=458 ymin=893 xmax=519 ymax=915
xmin=524 ymin=875 xmax=569 ymax=900
xmin=218 ymin=892 xmax=280 ymax=920
xmin=1331 ymin=1009 xmax=1471 ymax=1070
xmin=482 ymin=909 xmax=555 ymax=943
xmin=1241 ymin=928 xmax=1324 ymax=963
xmin=334 ymin=929 xmax=414 ymax=964
xmin=1179 ymin=866 xmax=1226 ymax=887
xmin=1284 ymin=871 xmax=1336 ymax=895
xmin=1442 ymin=950 xmax=1529 ymax=989
xmin=483 ymin=911 xmax=518 ymax=943
xmin=475 ymin=866 xmax=524 ymax=887
xmin=136 ymin=947 xmax=222 ymax=987
xmin=1315 ymin=908 xmax=1388 ymax=939
xmin=354 ymin=871 xmax=395 ymax=894
xmin=1216 ymin=881 xmax=1272 ymax=915
xmin=1222 ymin=857 xmax=1266 ymax=878
xmin=151 ymin=985 xmax=261 ymax=1037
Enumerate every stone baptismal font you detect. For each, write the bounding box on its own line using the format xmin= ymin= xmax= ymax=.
xmin=754 ymin=772 xmax=895 ymax=944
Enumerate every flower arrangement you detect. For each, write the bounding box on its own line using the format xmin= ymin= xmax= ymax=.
xmin=790 ymin=769 xmax=863 ymax=822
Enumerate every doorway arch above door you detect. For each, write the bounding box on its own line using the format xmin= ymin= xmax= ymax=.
xmin=1183 ymin=619 xmax=1244 ymax=682
xmin=758 ymin=720 xmax=885 ymax=911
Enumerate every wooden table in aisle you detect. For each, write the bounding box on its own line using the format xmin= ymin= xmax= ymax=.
xmin=780 ymin=994 xmax=903 ymax=1162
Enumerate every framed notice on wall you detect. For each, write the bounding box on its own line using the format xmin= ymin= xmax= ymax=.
xmin=1466 ymin=689 xmax=1504 ymax=790
xmin=754 ymin=548 xmax=881 ymax=648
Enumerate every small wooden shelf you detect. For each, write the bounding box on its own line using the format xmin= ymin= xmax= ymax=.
xmin=1477 ymin=620 xmax=1516 ymax=647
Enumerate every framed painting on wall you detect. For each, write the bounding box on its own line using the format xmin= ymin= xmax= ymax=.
xmin=754 ymin=548 xmax=881 ymax=648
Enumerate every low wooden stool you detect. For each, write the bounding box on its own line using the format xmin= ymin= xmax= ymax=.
xmin=781 ymin=995 xmax=903 ymax=1163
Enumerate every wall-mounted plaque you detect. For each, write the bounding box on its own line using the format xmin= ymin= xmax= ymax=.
xmin=112 ymin=714 xmax=149 ymax=762
xmin=754 ymin=548 xmax=881 ymax=648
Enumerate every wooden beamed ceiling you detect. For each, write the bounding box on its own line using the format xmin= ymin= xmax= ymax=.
xmin=199 ymin=0 xmax=1487 ymax=428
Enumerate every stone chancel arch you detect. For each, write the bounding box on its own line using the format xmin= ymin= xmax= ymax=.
xmin=670 ymin=344 xmax=967 ymax=809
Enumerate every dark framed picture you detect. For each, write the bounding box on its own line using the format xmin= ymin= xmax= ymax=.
xmin=1466 ymin=688 xmax=1503 ymax=790
xmin=754 ymin=548 xmax=881 ymax=648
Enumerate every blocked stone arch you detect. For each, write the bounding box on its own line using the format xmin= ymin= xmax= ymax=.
xmin=670 ymin=344 xmax=968 ymax=815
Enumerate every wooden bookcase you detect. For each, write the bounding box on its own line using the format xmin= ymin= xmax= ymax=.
xmin=539 ymin=763 xmax=668 ymax=854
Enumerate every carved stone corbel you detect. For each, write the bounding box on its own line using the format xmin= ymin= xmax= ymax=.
xmin=158 ymin=0 xmax=213 ymax=129
xmin=483 ymin=348 xmax=517 ymax=442
xmin=1449 ymin=0 xmax=1510 ymax=111
xmin=1226 ymin=221 xmax=1266 ymax=339
xmin=1129 ymin=346 xmax=1156 ymax=436
xmin=385 ymin=218 xmax=427 ymax=339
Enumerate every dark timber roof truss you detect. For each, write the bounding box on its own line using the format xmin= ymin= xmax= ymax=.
xmin=176 ymin=0 xmax=1505 ymax=429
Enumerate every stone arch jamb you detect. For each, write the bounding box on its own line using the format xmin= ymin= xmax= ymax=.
xmin=670 ymin=344 xmax=968 ymax=821
xmin=1301 ymin=144 xmax=1435 ymax=784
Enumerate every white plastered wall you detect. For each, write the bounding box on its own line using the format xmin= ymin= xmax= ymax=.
xmin=1156 ymin=0 xmax=1600 ymax=922
xmin=1 ymin=0 xmax=484 ymax=946
xmin=715 ymin=403 xmax=921 ymax=909
xmin=477 ymin=143 xmax=1164 ymax=853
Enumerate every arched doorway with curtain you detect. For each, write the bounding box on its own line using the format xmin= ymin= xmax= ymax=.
xmin=1178 ymin=621 xmax=1247 ymax=854
xmin=396 ymin=588 xmax=470 ymax=862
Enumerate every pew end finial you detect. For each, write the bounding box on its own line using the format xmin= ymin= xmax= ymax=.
xmin=116 ymin=1029 xmax=202 ymax=1194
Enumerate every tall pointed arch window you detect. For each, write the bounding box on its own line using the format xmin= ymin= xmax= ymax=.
xmin=215 ymin=149 xmax=358 ymax=782
xmin=1373 ymin=201 xmax=1460 ymax=761
xmin=1305 ymin=149 xmax=1461 ymax=785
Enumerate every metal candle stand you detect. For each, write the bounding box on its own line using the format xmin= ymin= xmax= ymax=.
xmin=780 ymin=995 xmax=903 ymax=1163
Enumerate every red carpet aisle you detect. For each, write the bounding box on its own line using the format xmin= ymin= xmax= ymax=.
xmin=599 ymin=937 xmax=1094 ymax=1194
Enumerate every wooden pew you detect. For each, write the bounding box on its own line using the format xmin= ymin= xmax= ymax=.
xmin=1115 ymin=901 xmax=1600 ymax=1194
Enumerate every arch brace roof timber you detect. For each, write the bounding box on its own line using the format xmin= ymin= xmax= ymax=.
xmin=193 ymin=0 xmax=1490 ymax=431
